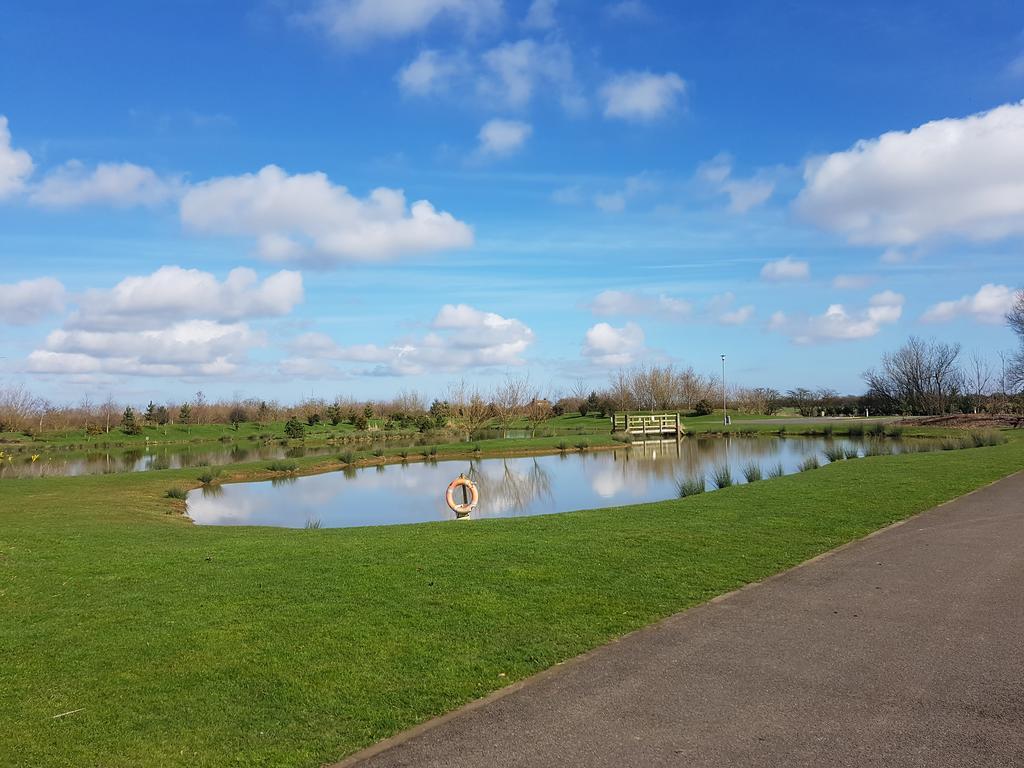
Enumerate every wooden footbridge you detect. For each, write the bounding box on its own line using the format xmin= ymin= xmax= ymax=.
xmin=611 ymin=412 xmax=683 ymax=437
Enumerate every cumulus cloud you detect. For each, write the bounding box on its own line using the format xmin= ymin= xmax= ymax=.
xmin=600 ymin=71 xmax=685 ymax=122
xmin=396 ymin=49 xmax=465 ymax=95
xmin=28 ymin=161 xmax=183 ymax=208
xmin=921 ymin=283 xmax=1016 ymax=325
xmin=589 ymin=290 xmax=692 ymax=319
xmin=0 ymin=277 xmax=65 ymax=325
xmin=582 ymin=321 xmax=645 ymax=366
xmin=796 ymin=100 xmax=1024 ymax=245
xmin=697 ymin=153 xmax=774 ymax=213
xmin=760 ymin=256 xmax=810 ymax=281
xmin=523 ymin=0 xmax=556 ymax=29
xmin=476 ymin=118 xmax=532 ymax=157
xmin=396 ymin=37 xmax=583 ymax=113
xmin=298 ymin=0 xmax=503 ymax=46
xmin=283 ymin=304 xmax=535 ymax=376
xmin=707 ymin=292 xmax=755 ymax=325
xmin=180 ymin=165 xmax=473 ymax=264
xmin=69 ymin=266 xmax=303 ymax=331
xmin=770 ymin=290 xmax=904 ymax=344
xmin=590 ymin=289 xmax=752 ymax=326
xmin=478 ymin=38 xmax=585 ymax=113
xmin=28 ymin=320 xmax=261 ymax=377
xmin=25 ymin=266 xmax=302 ymax=378
xmin=605 ymin=0 xmax=650 ymax=21
xmin=0 ymin=116 xmax=33 ymax=199
xmin=592 ymin=173 xmax=657 ymax=213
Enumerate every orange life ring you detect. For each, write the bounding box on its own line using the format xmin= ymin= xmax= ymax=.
xmin=446 ymin=476 xmax=479 ymax=516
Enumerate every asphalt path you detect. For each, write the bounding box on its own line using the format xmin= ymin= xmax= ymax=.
xmin=337 ymin=471 xmax=1024 ymax=768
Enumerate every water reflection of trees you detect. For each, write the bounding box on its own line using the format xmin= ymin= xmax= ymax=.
xmin=611 ymin=436 xmax=808 ymax=484
xmin=467 ymin=458 xmax=553 ymax=515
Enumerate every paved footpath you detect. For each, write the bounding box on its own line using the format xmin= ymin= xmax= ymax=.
xmin=338 ymin=472 xmax=1024 ymax=768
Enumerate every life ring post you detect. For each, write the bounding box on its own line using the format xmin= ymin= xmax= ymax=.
xmin=446 ymin=475 xmax=479 ymax=516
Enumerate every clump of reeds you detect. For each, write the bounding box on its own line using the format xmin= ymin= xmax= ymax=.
xmin=847 ymin=424 xmax=865 ymax=437
xmin=868 ymin=422 xmax=887 ymax=438
xmin=197 ymin=468 xmax=222 ymax=485
xmin=575 ymin=441 xmax=589 ymax=451
xmin=864 ymin=442 xmax=892 ymax=457
xmin=842 ymin=446 xmax=860 ymax=460
xmin=767 ymin=462 xmax=786 ymax=479
xmin=339 ymin=451 xmax=356 ymax=465
xmin=886 ymin=425 xmax=904 ymax=439
xmin=823 ymin=446 xmax=845 ymax=463
xmin=742 ymin=462 xmax=763 ymax=483
xmin=612 ymin=431 xmax=633 ymax=444
xmin=711 ymin=465 xmax=733 ymax=489
xmin=266 ymin=460 xmax=298 ymax=472
xmin=970 ymin=430 xmax=1005 ymax=447
xmin=678 ymin=477 xmax=706 ymax=497
xmin=557 ymin=441 xmax=569 ymax=452
xmin=165 ymin=487 xmax=187 ymax=500
xmin=799 ymin=455 xmax=820 ymax=472
xmin=822 ymin=424 xmax=834 ymax=437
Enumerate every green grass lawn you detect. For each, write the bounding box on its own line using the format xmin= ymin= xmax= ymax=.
xmin=3 ymin=434 xmax=1022 ymax=767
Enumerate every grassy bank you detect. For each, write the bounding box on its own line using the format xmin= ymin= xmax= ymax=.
xmin=3 ymin=434 xmax=1022 ymax=767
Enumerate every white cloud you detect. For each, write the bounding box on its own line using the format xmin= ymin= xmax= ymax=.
xmin=28 ymin=161 xmax=182 ymax=208
xmin=285 ymin=304 xmax=534 ymax=376
xmin=299 ymin=0 xmax=503 ymax=46
xmin=590 ymin=289 xmax=752 ymax=326
xmin=706 ymin=292 xmax=755 ymax=326
xmin=180 ymin=164 xmax=473 ymax=264
xmin=524 ymin=0 xmax=556 ymax=29
xmin=605 ymin=1 xmax=650 ymax=21
xmin=600 ymin=71 xmax=685 ymax=122
xmin=0 ymin=116 xmax=34 ymax=199
xmin=1008 ymin=53 xmax=1024 ymax=78
xmin=592 ymin=173 xmax=657 ymax=213
xmin=796 ymin=100 xmax=1024 ymax=245
xmin=760 ymin=256 xmax=810 ymax=281
xmin=28 ymin=320 xmax=263 ymax=377
xmin=476 ymin=118 xmax=532 ymax=157
xmin=921 ymin=283 xmax=1016 ymax=325
xmin=24 ymin=266 xmax=303 ymax=378
xmin=589 ymin=290 xmax=692 ymax=319
xmin=478 ymin=38 xmax=584 ymax=113
xmin=69 ymin=266 xmax=303 ymax=331
xmin=396 ymin=49 xmax=465 ymax=95
xmin=770 ymin=290 xmax=904 ymax=344
xmin=832 ymin=274 xmax=876 ymax=290
xmin=396 ymin=37 xmax=583 ymax=113
xmin=697 ymin=153 xmax=774 ymax=213
xmin=0 ymin=277 xmax=65 ymax=325
xmin=582 ymin=321 xmax=645 ymax=366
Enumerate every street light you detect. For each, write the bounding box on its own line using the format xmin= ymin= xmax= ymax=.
xmin=721 ymin=354 xmax=728 ymax=426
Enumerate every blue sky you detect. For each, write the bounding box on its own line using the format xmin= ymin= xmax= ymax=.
xmin=1 ymin=0 xmax=1023 ymax=404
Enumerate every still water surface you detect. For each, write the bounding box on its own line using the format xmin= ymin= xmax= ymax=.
xmin=186 ymin=437 xmax=898 ymax=529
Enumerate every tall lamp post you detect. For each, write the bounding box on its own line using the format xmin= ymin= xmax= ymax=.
xmin=721 ymin=354 xmax=728 ymax=426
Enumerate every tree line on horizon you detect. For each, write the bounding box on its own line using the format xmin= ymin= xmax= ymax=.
xmin=3 ymin=291 xmax=1023 ymax=437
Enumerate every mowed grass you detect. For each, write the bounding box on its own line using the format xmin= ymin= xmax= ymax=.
xmin=2 ymin=435 xmax=1022 ymax=767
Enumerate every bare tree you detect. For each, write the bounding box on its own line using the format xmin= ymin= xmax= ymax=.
xmin=493 ymin=375 xmax=530 ymax=437
xmin=447 ymin=380 xmax=492 ymax=438
xmin=965 ymin=352 xmax=993 ymax=413
xmin=863 ymin=337 xmax=962 ymax=415
xmin=1008 ymin=290 xmax=1024 ymax=392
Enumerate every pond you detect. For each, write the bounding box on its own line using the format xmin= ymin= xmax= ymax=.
xmin=0 ymin=430 xmax=540 ymax=479
xmin=185 ymin=436 xmax=914 ymax=529
xmin=0 ymin=442 xmax=346 ymax=479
